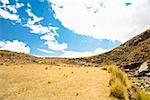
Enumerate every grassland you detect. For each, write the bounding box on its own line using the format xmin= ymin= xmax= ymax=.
xmin=0 ymin=63 xmax=110 ymax=100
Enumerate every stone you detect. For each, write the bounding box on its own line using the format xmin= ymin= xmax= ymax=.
xmin=139 ymin=60 xmax=149 ymax=73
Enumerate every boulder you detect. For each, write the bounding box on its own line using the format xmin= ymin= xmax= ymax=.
xmin=139 ymin=60 xmax=149 ymax=73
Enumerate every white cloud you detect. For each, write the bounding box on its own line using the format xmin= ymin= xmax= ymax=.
xmin=40 ymin=33 xmax=56 ymax=41
xmin=25 ymin=9 xmax=50 ymax=34
xmin=40 ymin=29 xmax=68 ymax=51
xmin=0 ymin=8 xmax=20 ymax=21
xmin=49 ymin=0 xmax=150 ymax=42
xmin=1 ymin=0 xmax=9 ymax=5
xmin=60 ymin=48 xmax=108 ymax=58
xmin=0 ymin=40 xmax=30 ymax=54
xmin=7 ymin=5 xmax=17 ymax=13
xmin=25 ymin=8 xmax=68 ymax=51
xmin=16 ymin=3 xmax=24 ymax=8
xmin=37 ymin=48 xmax=54 ymax=54
xmin=27 ymin=3 xmax=31 ymax=8
xmin=26 ymin=9 xmax=44 ymax=25
xmin=25 ymin=24 xmax=51 ymax=34
xmin=0 ymin=0 xmax=24 ymax=21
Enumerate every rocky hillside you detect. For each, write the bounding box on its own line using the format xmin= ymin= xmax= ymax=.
xmin=71 ymin=29 xmax=150 ymax=70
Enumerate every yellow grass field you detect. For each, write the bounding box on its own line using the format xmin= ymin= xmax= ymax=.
xmin=0 ymin=64 xmax=110 ymax=100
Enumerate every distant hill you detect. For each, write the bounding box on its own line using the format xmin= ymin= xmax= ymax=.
xmin=71 ymin=29 xmax=150 ymax=70
xmin=0 ymin=50 xmax=68 ymax=65
xmin=0 ymin=50 xmax=38 ymax=65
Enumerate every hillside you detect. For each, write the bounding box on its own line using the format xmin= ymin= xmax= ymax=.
xmin=71 ymin=29 xmax=150 ymax=70
xmin=0 ymin=50 xmax=38 ymax=65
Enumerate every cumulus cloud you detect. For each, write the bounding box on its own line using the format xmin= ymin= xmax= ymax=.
xmin=40 ymin=32 xmax=68 ymax=51
xmin=0 ymin=0 xmax=24 ymax=21
xmin=0 ymin=8 xmax=20 ymax=21
xmin=25 ymin=9 xmax=50 ymax=34
xmin=0 ymin=40 xmax=30 ymax=53
xmin=60 ymin=48 xmax=108 ymax=58
xmin=25 ymin=8 xmax=68 ymax=51
xmin=49 ymin=0 xmax=150 ymax=42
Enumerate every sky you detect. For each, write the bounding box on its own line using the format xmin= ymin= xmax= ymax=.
xmin=0 ymin=0 xmax=149 ymax=58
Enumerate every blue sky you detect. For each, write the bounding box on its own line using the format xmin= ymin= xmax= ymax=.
xmin=0 ymin=0 xmax=149 ymax=57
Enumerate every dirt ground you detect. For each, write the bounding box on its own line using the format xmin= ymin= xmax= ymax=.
xmin=0 ymin=64 xmax=110 ymax=100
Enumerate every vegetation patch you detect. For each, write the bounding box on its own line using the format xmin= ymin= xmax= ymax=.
xmin=135 ymin=88 xmax=150 ymax=100
xmin=108 ymin=65 xmax=150 ymax=100
xmin=75 ymin=93 xmax=79 ymax=96
xmin=48 ymin=81 xmax=52 ymax=84
xmin=108 ymin=66 xmax=130 ymax=100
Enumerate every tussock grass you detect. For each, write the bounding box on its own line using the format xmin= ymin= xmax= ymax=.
xmin=111 ymin=67 xmax=130 ymax=88
xmin=75 ymin=93 xmax=79 ymax=96
xmin=135 ymin=88 xmax=150 ymax=100
xmin=48 ymin=81 xmax=52 ymax=84
xmin=108 ymin=65 xmax=150 ymax=100
xmin=108 ymin=66 xmax=130 ymax=100
xmin=110 ymin=78 xmax=128 ymax=99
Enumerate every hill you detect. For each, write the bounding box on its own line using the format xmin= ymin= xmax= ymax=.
xmin=0 ymin=50 xmax=37 ymax=65
xmin=71 ymin=29 xmax=150 ymax=70
xmin=0 ymin=50 xmax=69 ymax=66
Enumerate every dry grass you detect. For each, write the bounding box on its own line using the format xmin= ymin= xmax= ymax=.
xmin=0 ymin=64 xmax=110 ymax=100
xmin=110 ymin=78 xmax=128 ymax=99
xmin=108 ymin=65 xmax=150 ymax=100
xmin=108 ymin=65 xmax=130 ymax=100
xmin=135 ymin=89 xmax=150 ymax=100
